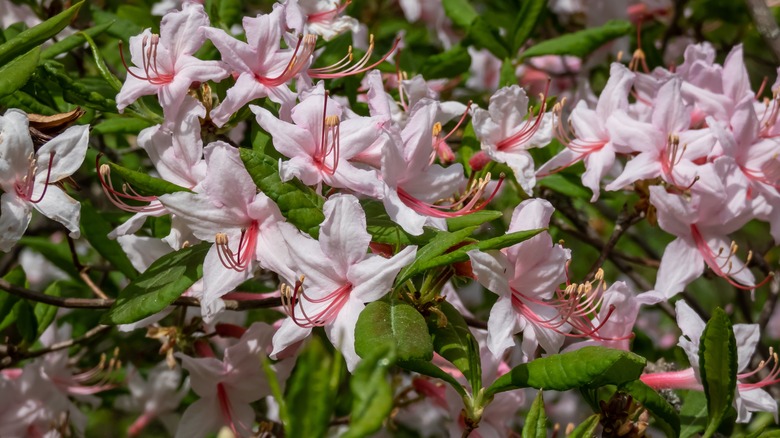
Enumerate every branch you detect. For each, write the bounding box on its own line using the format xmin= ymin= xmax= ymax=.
xmin=0 ymin=278 xmax=282 ymax=311
xmin=585 ymin=205 xmax=644 ymax=281
xmin=745 ymin=0 xmax=780 ymax=63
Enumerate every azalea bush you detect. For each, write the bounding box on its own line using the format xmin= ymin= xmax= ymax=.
xmin=2 ymin=0 xmax=780 ymax=436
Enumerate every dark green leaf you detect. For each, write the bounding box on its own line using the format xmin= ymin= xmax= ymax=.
xmin=520 ymin=20 xmax=633 ymax=60
xmin=0 ymin=47 xmax=40 ymax=98
xmin=427 ymin=301 xmax=481 ymax=393
xmin=218 ymin=0 xmax=243 ymax=27
xmin=362 ymin=200 xmax=438 ymax=246
xmin=92 ymin=118 xmax=154 ymax=135
xmin=442 ymin=0 xmax=478 ymax=28
xmin=398 ymin=359 xmax=468 ymax=398
xmin=34 ymin=281 xmax=62 ymax=337
xmin=396 ymin=226 xmax=477 ymax=285
xmin=0 ymin=267 xmax=27 ymax=331
xmin=401 ymin=228 xmax=544 ymax=282
xmin=101 ymin=242 xmax=210 ymax=325
xmin=355 ymin=301 xmax=433 ymax=362
xmin=485 ymin=346 xmax=646 ymax=397
xmin=14 ymin=300 xmax=38 ymax=344
xmin=285 ymin=336 xmax=342 ymax=438
xmin=19 ymin=236 xmax=80 ymax=280
xmin=0 ymin=1 xmax=83 ymax=65
xmin=679 ymin=390 xmax=708 ymax=438
xmin=239 ymin=148 xmax=325 ymax=238
xmin=567 ymin=414 xmax=601 ymax=438
xmin=81 ymin=31 xmax=123 ymax=91
xmin=621 ymin=380 xmax=681 ymax=437
xmin=510 ymin=0 xmax=546 ymax=53
xmin=538 ymin=173 xmax=592 ymax=199
xmin=80 ymin=203 xmax=138 ymax=279
xmin=700 ymin=307 xmax=738 ymax=438
xmin=41 ymin=21 xmax=115 ymax=60
xmin=522 ymin=391 xmax=548 ymax=438
xmin=467 ymin=18 xmax=509 ymax=59
xmin=342 ymin=345 xmax=395 ymax=438
xmin=106 ymin=161 xmax=191 ymax=197
xmin=499 ymin=58 xmax=516 ymax=87
xmin=40 ymin=61 xmax=117 ymax=112
xmin=420 ymin=44 xmax=471 ymax=79
xmin=446 ymin=210 xmax=502 ymax=232
xmin=91 ymin=7 xmax=144 ymax=41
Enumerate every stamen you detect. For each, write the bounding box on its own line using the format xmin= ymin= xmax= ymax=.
xmin=258 ymin=34 xmax=317 ymax=87
xmin=690 ymin=225 xmax=774 ymax=290
xmin=15 ymin=151 xmax=54 ymax=204
xmin=119 ymin=35 xmax=173 ymax=85
xmin=309 ymin=35 xmax=401 ymax=79
xmin=495 ymin=83 xmax=550 ymax=152
xmin=397 ymin=172 xmax=504 ymax=218
xmin=282 ymin=275 xmax=353 ymax=328
xmin=430 ymin=101 xmax=472 ymax=164
xmin=214 ymin=224 xmax=259 ymax=272
xmin=306 ymin=0 xmax=352 ymax=23
xmin=97 ymin=160 xmax=164 ymax=213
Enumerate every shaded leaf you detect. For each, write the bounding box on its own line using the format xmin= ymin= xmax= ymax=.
xmin=398 ymin=359 xmax=468 ymax=398
xmin=80 ymin=203 xmax=138 ymax=279
xmin=568 ymin=414 xmax=601 ymax=438
xmin=106 ymin=161 xmax=191 ymax=197
xmin=427 ymin=301 xmax=481 ymax=393
xmin=442 ymin=0 xmax=478 ymax=28
xmin=342 ymin=345 xmax=395 ymax=438
xmin=0 ymin=47 xmax=40 ymax=98
xmin=700 ymin=308 xmax=738 ymax=438
xmin=34 ymin=281 xmax=62 ymax=337
xmin=520 ymin=20 xmax=632 ymax=60
xmin=510 ymin=0 xmax=547 ymax=53
xmin=0 ymin=1 xmax=83 ymax=65
xmin=420 ymin=44 xmax=471 ymax=79
xmin=522 ymin=391 xmax=548 ymax=438
xmin=41 ymin=21 xmax=115 ymax=60
xmin=355 ymin=301 xmax=433 ymax=362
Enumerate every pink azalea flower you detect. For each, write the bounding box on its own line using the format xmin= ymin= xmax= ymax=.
xmin=116 ymin=3 xmax=229 ymax=124
xmin=271 ymin=194 xmax=416 ymax=371
xmin=538 ymin=62 xmax=635 ymax=201
xmin=470 ymin=85 xmax=552 ymax=194
xmin=468 ymin=199 xmax=573 ymax=360
xmin=159 ymin=143 xmax=287 ymax=320
xmin=0 ymin=109 xmax=89 ymax=252
xmin=284 ymin=0 xmax=359 ymax=41
xmin=116 ymin=362 xmax=189 ymax=437
xmin=641 ymin=301 xmax=778 ymax=423
xmin=251 ymin=83 xmax=387 ymax=197
xmin=176 ymin=322 xmax=294 ymax=438
xmin=203 ymin=6 xmax=316 ymax=126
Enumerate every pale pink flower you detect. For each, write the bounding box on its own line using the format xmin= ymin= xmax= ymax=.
xmin=116 ymin=362 xmax=189 ymax=437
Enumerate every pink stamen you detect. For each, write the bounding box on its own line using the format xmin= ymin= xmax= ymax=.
xmin=690 ymin=225 xmax=772 ymax=291
xmin=97 ymin=160 xmax=165 ymax=213
xmin=313 ymin=93 xmax=341 ymax=175
xmin=430 ymin=102 xmax=472 ymax=165
xmin=282 ymin=277 xmax=353 ymax=328
xmin=309 ymin=36 xmax=401 ymax=79
xmin=215 ymin=222 xmax=259 ymax=272
xmin=307 ymin=0 xmax=352 ymax=23
xmin=15 ymin=151 xmax=54 ymax=204
xmin=397 ymin=173 xmax=504 ymax=218
xmin=119 ymin=35 xmax=174 ymax=85
xmin=258 ymin=34 xmax=317 ymax=87
xmin=496 ymin=82 xmax=550 ymax=152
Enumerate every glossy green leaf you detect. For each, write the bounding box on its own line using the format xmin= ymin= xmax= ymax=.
xmin=446 ymin=210 xmax=502 ymax=231
xmin=81 ymin=203 xmax=138 ymax=279
xmin=395 ymin=226 xmax=476 ymax=285
xmin=81 ymin=31 xmax=123 ymax=91
xmin=510 ymin=0 xmax=546 ymax=53
xmin=621 ymin=380 xmax=681 ymax=437
xmin=0 ymin=267 xmax=27 ymax=331
xmin=362 ymin=200 xmax=438 ymax=246
xmin=442 ymin=0 xmax=478 ymax=28
xmin=401 ymin=228 xmax=545 ymax=282
xmin=427 ymin=301 xmax=481 ymax=393
xmin=520 ymin=20 xmax=632 ymax=60
xmin=485 ymin=346 xmax=646 ymax=397
xmin=420 ymin=44 xmax=471 ymax=79
xmin=41 ymin=21 xmax=115 ymax=60
xmin=285 ymin=336 xmax=343 ymax=438
xmin=700 ymin=307 xmax=738 ymax=438
xmin=106 ymin=161 xmax=191 ymax=197
xmin=40 ymin=60 xmax=117 ymax=112
xmin=101 ymin=242 xmax=210 ymax=325
xmin=0 ymin=47 xmax=40 ymax=98
xmin=239 ymin=148 xmax=325 ymax=238
xmin=567 ymin=414 xmax=601 ymax=438
xmin=398 ymin=359 xmax=468 ymax=398
xmin=523 ymin=391 xmax=548 ymax=438
xmin=355 ymin=301 xmax=433 ymax=362
xmin=0 ymin=1 xmax=83 ymax=65
xmin=34 ymin=281 xmax=62 ymax=337
xmin=342 ymin=346 xmax=395 ymax=438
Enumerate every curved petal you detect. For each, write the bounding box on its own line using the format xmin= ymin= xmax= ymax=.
xmin=349 ymin=246 xmax=417 ymax=302
xmin=654 ymin=237 xmax=704 ymax=301
xmin=320 ymin=195 xmax=371 ymax=272
xmin=325 ymin=298 xmax=364 ymax=372
xmin=0 ymin=193 xmax=31 ymax=252
xmin=486 ymin=296 xmax=519 ymax=358
xmin=32 ymin=186 xmax=81 ymax=237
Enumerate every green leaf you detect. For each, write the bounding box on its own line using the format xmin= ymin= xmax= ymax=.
xmin=81 ymin=31 xmax=123 ymax=91
xmin=680 ymin=390 xmax=708 ymax=438
xmin=101 ymin=242 xmax=210 ymax=325
xmin=92 ymin=117 xmax=154 ymax=135
xmin=499 ymin=58 xmax=516 ymax=87
xmin=217 ymin=0 xmax=243 ymax=27
xmin=355 ymin=301 xmax=433 ymax=362
xmin=14 ymin=300 xmax=38 ymax=344
xmin=446 ymin=210 xmax=502 ymax=232
xmin=34 ymin=281 xmax=62 ymax=337
xmin=620 ymin=380 xmax=681 ymax=437
xmin=485 ymin=346 xmax=646 ymax=397
xmin=0 ymin=1 xmax=83 ymax=65
xmin=285 ymin=336 xmax=342 ymax=438
xmin=342 ymin=345 xmax=395 ymax=438
xmin=106 ymin=161 xmax=191 ymax=197
xmin=466 ymin=18 xmax=509 ymax=59
xmin=427 ymin=301 xmax=482 ymax=393
xmin=420 ymin=44 xmax=471 ymax=79
xmin=700 ymin=307 xmax=738 ymax=438
xmin=538 ymin=173 xmax=592 ymax=199
xmin=396 ymin=226 xmax=477 ymax=285
xmin=522 ymin=391 xmax=548 ymax=438
xmin=19 ymin=236 xmax=80 ymax=280
xmin=80 ymin=203 xmax=138 ymax=279
xmin=442 ymin=0 xmax=478 ymax=28
xmin=0 ymin=266 xmax=27 ymax=331
xmin=41 ymin=21 xmax=115 ymax=60
xmin=398 ymin=359 xmax=468 ymax=398
xmin=567 ymin=414 xmax=601 ymax=438
xmin=401 ymin=228 xmax=544 ymax=282
xmin=40 ymin=60 xmax=117 ymax=112
xmin=520 ymin=20 xmax=633 ymax=60
xmin=91 ymin=7 xmax=144 ymax=41
xmin=239 ymin=148 xmax=325 ymax=238
xmin=0 ymin=47 xmax=40 ymax=98
xmin=509 ymin=0 xmax=546 ymax=53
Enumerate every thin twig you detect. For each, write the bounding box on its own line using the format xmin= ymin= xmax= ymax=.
xmin=0 ymin=278 xmax=282 ymax=311
xmin=67 ymin=235 xmax=109 ymax=299
xmin=585 ymin=205 xmax=643 ymax=281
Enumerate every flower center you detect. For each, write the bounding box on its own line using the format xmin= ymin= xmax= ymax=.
xmin=309 ymin=34 xmax=400 ymax=79
xmin=281 ymin=275 xmax=353 ymax=327
xmin=689 ymin=225 xmax=773 ymax=291
xmin=120 ymin=34 xmax=174 ymax=85
xmin=397 ymin=172 xmax=504 ymax=218
xmin=15 ymin=151 xmax=54 ymax=204
xmin=257 ymin=34 xmax=317 ymax=87
xmin=215 ymin=222 xmax=259 ymax=272
xmin=97 ymin=161 xmax=164 ymax=213
xmin=496 ymin=83 xmax=550 ymax=152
